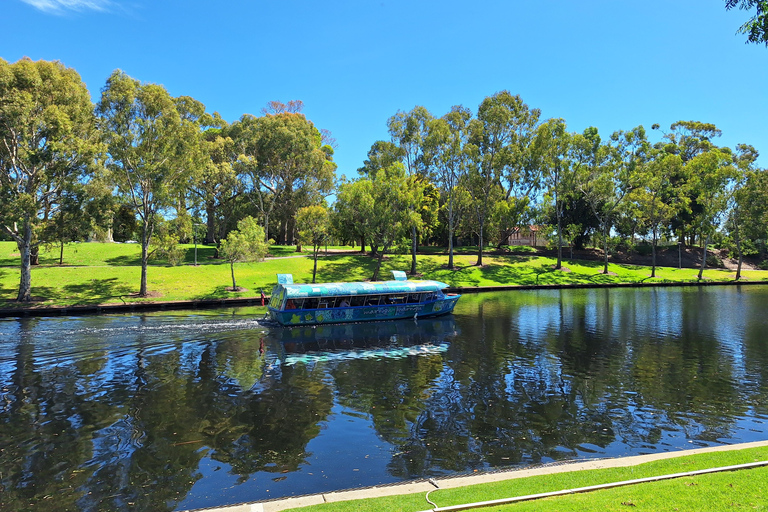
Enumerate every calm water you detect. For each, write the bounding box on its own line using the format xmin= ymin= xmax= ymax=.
xmin=1 ymin=286 xmax=768 ymax=511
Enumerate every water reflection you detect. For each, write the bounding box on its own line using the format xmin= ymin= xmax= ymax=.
xmin=0 ymin=286 xmax=767 ymax=511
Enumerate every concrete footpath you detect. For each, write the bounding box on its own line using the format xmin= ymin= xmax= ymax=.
xmin=183 ymin=440 xmax=768 ymax=512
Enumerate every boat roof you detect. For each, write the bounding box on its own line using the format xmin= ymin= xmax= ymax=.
xmin=274 ymin=279 xmax=449 ymax=299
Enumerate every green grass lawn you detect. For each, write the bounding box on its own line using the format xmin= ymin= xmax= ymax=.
xmin=287 ymin=446 xmax=768 ymax=512
xmin=1 ymin=241 xmax=767 ymax=308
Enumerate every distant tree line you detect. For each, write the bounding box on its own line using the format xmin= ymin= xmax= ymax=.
xmin=2 ymin=58 xmax=767 ymax=302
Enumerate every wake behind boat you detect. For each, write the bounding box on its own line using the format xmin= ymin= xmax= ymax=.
xmin=267 ymin=271 xmax=461 ymax=326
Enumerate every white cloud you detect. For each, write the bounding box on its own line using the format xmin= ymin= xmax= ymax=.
xmin=20 ymin=0 xmax=112 ymax=14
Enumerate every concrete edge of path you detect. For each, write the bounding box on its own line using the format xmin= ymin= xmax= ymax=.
xmin=185 ymin=440 xmax=768 ymax=512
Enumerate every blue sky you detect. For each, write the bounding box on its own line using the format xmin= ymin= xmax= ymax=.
xmin=4 ymin=0 xmax=767 ymax=178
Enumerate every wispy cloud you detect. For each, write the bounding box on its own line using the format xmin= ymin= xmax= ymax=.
xmin=20 ymin=0 xmax=113 ymax=14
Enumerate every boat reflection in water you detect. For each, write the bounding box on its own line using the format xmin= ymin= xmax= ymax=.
xmin=273 ymin=316 xmax=459 ymax=366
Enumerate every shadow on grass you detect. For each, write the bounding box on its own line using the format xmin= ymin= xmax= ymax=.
xmin=183 ymin=246 xmax=219 ymax=265
xmin=62 ymin=278 xmax=135 ymax=305
xmin=193 ymin=285 xmax=250 ymax=301
xmin=316 ymin=255 xmax=376 ymax=282
xmin=105 ymin=254 xmax=142 ymax=266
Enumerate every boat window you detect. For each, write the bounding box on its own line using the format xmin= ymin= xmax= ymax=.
xmin=350 ymin=296 xmax=365 ymax=307
xmin=337 ymin=297 xmax=351 ymax=308
xmin=365 ymin=295 xmax=381 ymax=306
xmin=318 ymin=299 xmax=331 ymax=308
xmin=293 ymin=299 xmax=305 ymax=309
xmin=284 ymin=299 xmax=298 ymax=310
xmin=423 ymin=292 xmax=435 ymax=301
xmin=388 ymin=294 xmax=406 ymax=304
xmin=407 ymin=293 xmax=422 ymax=303
xmin=304 ymin=298 xmax=319 ymax=309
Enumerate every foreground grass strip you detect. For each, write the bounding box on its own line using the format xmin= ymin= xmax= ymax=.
xmin=417 ymin=461 xmax=768 ymax=511
xmin=283 ymin=446 xmax=768 ymax=512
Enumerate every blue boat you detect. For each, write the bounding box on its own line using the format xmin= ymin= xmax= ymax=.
xmin=267 ymin=271 xmax=461 ymax=326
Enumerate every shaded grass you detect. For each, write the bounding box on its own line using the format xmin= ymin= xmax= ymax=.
xmin=287 ymin=446 xmax=768 ymax=512
xmin=0 ymin=243 xmax=767 ymax=308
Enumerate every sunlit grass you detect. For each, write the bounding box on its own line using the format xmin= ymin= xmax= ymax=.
xmin=287 ymin=446 xmax=768 ymax=512
xmin=1 ymin=242 xmax=767 ymax=308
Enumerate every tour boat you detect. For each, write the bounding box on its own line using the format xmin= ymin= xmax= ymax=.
xmin=267 ymin=271 xmax=461 ymax=326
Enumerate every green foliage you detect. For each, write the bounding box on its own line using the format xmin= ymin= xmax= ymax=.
xmin=0 ymin=57 xmax=101 ymax=300
xmin=725 ymin=0 xmax=768 ymax=45
xmin=97 ymin=69 xmax=207 ymax=296
xmin=219 ymin=216 xmax=269 ymax=289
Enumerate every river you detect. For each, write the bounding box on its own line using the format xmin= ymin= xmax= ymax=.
xmin=1 ymin=285 xmax=767 ymax=511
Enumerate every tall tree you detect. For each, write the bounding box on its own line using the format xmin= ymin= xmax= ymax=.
xmin=233 ymin=110 xmax=335 ymax=245
xmin=686 ymin=148 xmax=736 ymax=279
xmin=634 ymin=150 xmax=684 ymax=277
xmin=533 ymin=118 xmax=573 ymax=269
xmin=97 ymin=70 xmax=205 ymax=297
xmin=727 ymin=144 xmax=759 ymax=279
xmin=0 ymin=58 xmax=100 ymax=301
xmin=725 ymin=0 xmax=768 ymax=45
xmin=296 ymin=204 xmax=330 ymax=283
xmin=387 ymin=106 xmax=434 ymax=274
xmin=332 ymin=177 xmax=374 ymax=253
xmin=574 ymin=126 xmax=646 ymax=274
xmin=424 ymin=106 xmax=473 ymax=268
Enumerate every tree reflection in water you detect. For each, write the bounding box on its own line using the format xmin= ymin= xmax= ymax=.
xmin=1 ymin=286 xmax=768 ymax=511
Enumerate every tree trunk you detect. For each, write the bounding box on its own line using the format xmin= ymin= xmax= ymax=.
xmin=476 ymin=224 xmax=484 ymax=267
xmin=205 ymin=201 xmax=216 ymax=244
xmin=698 ymin=232 xmax=710 ymax=280
xmin=30 ymin=245 xmax=39 ymax=266
xmin=230 ymin=261 xmax=237 ymax=290
xmin=410 ymin=226 xmax=418 ymax=274
xmin=16 ymin=222 xmax=33 ymax=302
xmin=651 ymin=227 xmax=657 ymax=278
xmin=312 ymin=248 xmax=318 ymax=283
xmin=555 ymin=214 xmax=563 ymax=269
xmin=372 ymin=244 xmax=388 ymax=281
xmin=602 ymin=224 xmax=609 ymax=274
xmin=59 ymin=240 xmax=65 ymax=266
xmin=447 ymin=215 xmax=455 ymax=269
xmin=139 ymin=223 xmax=150 ymax=297
xmin=735 ymin=222 xmax=743 ymax=281
xmin=359 ymin=235 xmax=366 ymax=253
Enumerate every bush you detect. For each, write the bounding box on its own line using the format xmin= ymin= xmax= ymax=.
xmin=706 ymin=253 xmax=724 ymax=268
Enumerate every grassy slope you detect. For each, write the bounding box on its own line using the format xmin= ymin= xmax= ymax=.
xmin=290 ymin=446 xmax=768 ymax=512
xmin=1 ymin=241 xmax=767 ymax=307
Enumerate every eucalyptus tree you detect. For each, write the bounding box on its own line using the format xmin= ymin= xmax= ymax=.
xmin=332 ymin=177 xmax=374 ymax=253
xmin=97 ymin=70 xmax=205 ymax=297
xmin=0 ymin=58 xmax=101 ymax=301
xmin=187 ymin=118 xmax=242 ymax=248
xmin=532 ymin=118 xmax=572 ymax=269
xmin=686 ymin=148 xmax=737 ymax=279
xmin=634 ymin=150 xmax=684 ymax=277
xmin=296 ymin=204 xmax=330 ymax=283
xmin=336 ymin=163 xmax=419 ymax=281
xmin=368 ymin=163 xmax=421 ymax=281
xmin=488 ymin=92 xmax=541 ymax=247
xmin=655 ymin=121 xmax=723 ymax=244
xmin=424 ymin=106 xmax=474 ymax=268
xmin=387 ymin=106 xmax=434 ymax=274
xmin=574 ymin=126 xmax=647 ymax=274
xmin=727 ymin=144 xmax=760 ymax=279
xmin=232 ymin=111 xmax=335 ymax=245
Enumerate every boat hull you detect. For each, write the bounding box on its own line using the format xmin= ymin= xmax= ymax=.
xmin=269 ymin=294 xmax=460 ymax=326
